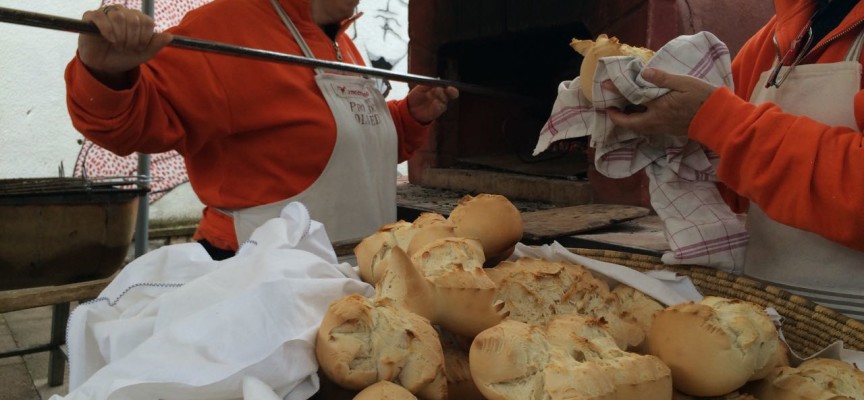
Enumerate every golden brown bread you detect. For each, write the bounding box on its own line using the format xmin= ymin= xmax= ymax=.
xmin=486 ymin=257 xmax=645 ymax=350
xmin=438 ymin=327 xmax=486 ymax=400
xmin=570 ymin=34 xmax=655 ymax=102
xmin=354 ymin=221 xmax=413 ymax=284
xmin=447 ymin=194 xmax=523 ymax=267
xmin=315 ymin=294 xmax=447 ymax=400
xmin=469 ymin=315 xmax=672 ymax=400
xmin=749 ymin=357 xmax=864 ymax=400
xmin=647 ymin=296 xmax=789 ymax=397
xmin=380 ymin=238 xmax=506 ymax=338
xmin=612 ymin=284 xmax=664 ymax=353
xmin=352 ymin=380 xmax=417 ymax=400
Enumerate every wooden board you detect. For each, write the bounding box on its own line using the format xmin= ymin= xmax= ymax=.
xmin=558 ymin=215 xmax=669 ymax=256
xmin=520 ymin=204 xmax=651 ymax=241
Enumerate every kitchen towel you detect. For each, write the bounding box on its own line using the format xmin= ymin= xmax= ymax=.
xmin=534 ymin=31 xmax=748 ymax=273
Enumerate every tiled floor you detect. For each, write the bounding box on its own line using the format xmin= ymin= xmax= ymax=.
xmin=0 ymin=307 xmax=69 ymax=400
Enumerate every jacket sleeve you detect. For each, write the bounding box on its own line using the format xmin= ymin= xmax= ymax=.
xmin=65 ymin=47 xmax=230 ymax=157
xmin=388 ymin=98 xmax=431 ymax=163
xmin=689 ymin=85 xmax=864 ymax=251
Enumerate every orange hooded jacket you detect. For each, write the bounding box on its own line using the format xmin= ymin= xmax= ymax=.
xmin=689 ymin=0 xmax=864 ymax=251
xmin=66 ymin=0 xmax=429 ymax=251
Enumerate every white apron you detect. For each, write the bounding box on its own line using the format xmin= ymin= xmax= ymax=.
xmin=746 ymin=30 xmax=864 ymax=320
xmin=226 ymin=0 xmax=399 ymax=245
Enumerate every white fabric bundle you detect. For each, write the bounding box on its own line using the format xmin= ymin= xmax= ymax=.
xmin=53 ymin=202 xmax=374 ymax=400
xmin=534 ymin=32 xmax=748 ymax=273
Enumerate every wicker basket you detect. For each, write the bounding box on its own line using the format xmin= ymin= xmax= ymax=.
xmin=569 ymin=248 xmax=864 ymax=358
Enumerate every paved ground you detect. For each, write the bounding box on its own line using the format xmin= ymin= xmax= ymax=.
xmin=0 ymin=306 xmax=69 ymax=400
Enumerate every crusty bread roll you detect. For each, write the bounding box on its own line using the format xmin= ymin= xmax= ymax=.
xmin=469 ymin=315 xmax=672 ymax=400
xmin=612 ymin=284 xmax=664 ymax=352
xmin=438 ymin=327 xmax=486 ymax=400
xmin=648 ymin=296 xmax=789 ymax=397
xmin=378 ymin=238 xmax=506 ymax=338
xmin=405 ymin=222 xmax=457 ymax=258
xmin=315 ymin=294 xmax=447 ymax=400
xmin=447 ymin=194 xmax=523 ymax=267
xmin=352 ymin=380 xmax=417 ymax=400
xmin=750 ymin=357 xmax=864 ymax=400
xmin=354 ymin=221 xmax=413 ymax=284
xmin=570 ymin=34 xmax=655 ymax=102
xmin=412 ymin=211 xmax=448 ymax=228
xmin=486 ymin=257 xmax=644 ymax=350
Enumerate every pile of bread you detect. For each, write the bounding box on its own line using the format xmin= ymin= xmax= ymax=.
xmin=315 ymin=194 xmax=864 ymax=400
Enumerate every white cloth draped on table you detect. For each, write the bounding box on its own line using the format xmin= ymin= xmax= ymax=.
xmin=52 ymin=202 xmax=374 ymax=400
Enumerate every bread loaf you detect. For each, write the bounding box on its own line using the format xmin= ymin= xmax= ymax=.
xmin=469 ymin=315 xmax=672 ymax=400
xmin=486 ymin=257 xmax=644 ymax=350
xmin=354 ymin=221 xmax=413 ymax=284
xmin=438 ymin=327 xmax=486 ymax=400
xmin=750 ymin=357 xmax=864 ymax=400
xmin=647 ymin=296 xmax=789 ymax=397
xmin=404 ymin=222 xmax=457 ymax=259
xmin=377 ymin=239 xmax=507 ymax=338
xmin=447 ymin=194 xmax=523 ymax=267
xmin=353 ymin=380 xmax=417 ymax=400
xmin=570 ymin=34 xmax=655 ymax=102
xmin=612 ymin=284 xmax=664 ymax=352
xmin=315 ymin=294 xmax=447 ymax=400
xmin=412 ymin=212 xmax=449 ymax=228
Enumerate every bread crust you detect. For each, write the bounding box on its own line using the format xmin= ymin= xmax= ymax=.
xmin=353 ymin=380 xmax=418 ymax=400
xmin=647 ymin=297 xmax=788 ymax=397
xmin=469 ymin=315 xmax=672 ymax=400
xmin=750 ymin=357 xmax=864 ymax=400
xmin=570 ymin=34 xmax=655 ymax=102
xmin=447 ymin=194 xmax=523 ymax=267
xmin=315 ymin=294 xmax=448 ymax=399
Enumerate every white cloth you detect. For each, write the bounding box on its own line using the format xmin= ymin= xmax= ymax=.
xmin=512 ymin=242 xmax=703 ymax=306
xmin=53 ymin=202 xmax=375 ymax=400
xmin=534 ymin=32 xmax=748 ymax=273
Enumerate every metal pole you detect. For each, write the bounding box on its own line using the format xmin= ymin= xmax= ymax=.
xmin=0 ymin=6 xmax=538 ymax=102
xmin=134 ymin=0 xmax=154 ymax=258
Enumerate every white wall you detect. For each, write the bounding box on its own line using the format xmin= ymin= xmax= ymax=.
xmin=0 ymin=0 xmax=410 ymax=224
xmin=0 ymin=0 xmax=99 ymax=178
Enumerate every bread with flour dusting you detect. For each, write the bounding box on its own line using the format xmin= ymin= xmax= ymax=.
xmin=469 ymin=314 xmax=672 ymax=400
xmin=486 ymin=257 xmax=647 ymax=350
xmin=315 ymin=294 xmax=447 ymax=400
xmin=750 ymin=357 xmax=864 ymax=400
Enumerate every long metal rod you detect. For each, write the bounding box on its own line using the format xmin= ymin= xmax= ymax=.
xmin=0 ymin=6 xmax=531 ymax=101
xmin=134 ymin=0 xmax=154 ymax=258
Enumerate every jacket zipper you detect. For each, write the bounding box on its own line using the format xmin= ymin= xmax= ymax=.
xmin=333 ymin=41 xmax=343 ymax=61
xmin=803 ymin=19 xmax=864 ymax=62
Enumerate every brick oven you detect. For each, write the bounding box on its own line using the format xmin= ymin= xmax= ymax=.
xmin=406 ymin=0 xmax=774 ymax=209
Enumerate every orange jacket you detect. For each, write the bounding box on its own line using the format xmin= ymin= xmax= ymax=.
xmin=689 ymin=0 xmax=864 ymax=252
xmin=66 ymin=0 xmax=429 ymax=251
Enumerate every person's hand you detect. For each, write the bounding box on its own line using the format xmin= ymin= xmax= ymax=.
xmin=603 ymin=68 xmax=718 ymax=137
xmin=406 ymin=85 xmax=459 ymax=124
xmin=78 ymin=4 xmax=172 ymax=88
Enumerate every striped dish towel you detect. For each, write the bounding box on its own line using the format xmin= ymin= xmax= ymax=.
xmin=534 ymin=32 xmax=748 ymax=273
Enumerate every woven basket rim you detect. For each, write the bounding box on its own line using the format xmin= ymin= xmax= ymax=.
xmin=567 ymin=247 xmax=864 ymax=356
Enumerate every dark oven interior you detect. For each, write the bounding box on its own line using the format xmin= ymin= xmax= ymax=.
xmin=406 ymin=0 xmax=774 ymax=208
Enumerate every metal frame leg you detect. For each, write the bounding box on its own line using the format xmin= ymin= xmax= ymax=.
xmin=47 ymin=302 xmax=70 ymax=387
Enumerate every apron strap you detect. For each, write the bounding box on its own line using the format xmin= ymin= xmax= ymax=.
xmin=269 ymin=0 xmax=322 ymax=75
